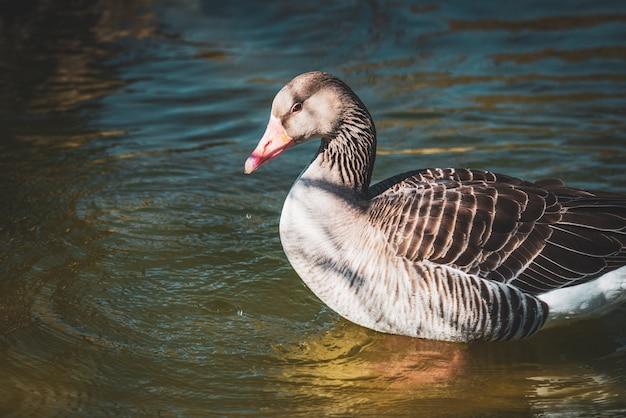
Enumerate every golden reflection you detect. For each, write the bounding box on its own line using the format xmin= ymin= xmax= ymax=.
xmin=388 ymin=73 xmax=626 ymax=90
xmin=529 ymin=374 xmax=618 ymax=403
xmin=378 ymin=145 xmax=476 ymax=155
xmin=472 ymin=92 xmax=626 ymax=108
xmin=449 ymin=14 xmax=626 ymax=32
xmin=525 ymin=349 xmax=626 ymax=414
xmin=196 ymin=50 xmax=229 ymax=61
xmin=12 ymin=129 xmax=127 ymax=148
xmin=348 ymin=70 xmax=626 ymax=102
xmin=376 ymin=116 xmax=443 ymax=128
xmin=367 ymin=335 xmax=466 ymax=386
xmin=273 ymin=323 xmax=466 ymax=392
xmin=88 ymin=140 xmax=237 ymax=165
xmin=268 ymin=319 xmax=626 ymax=415
xmin=377 ymin=142 xmax=626 ymax=158
xmin=492 ymin=46 xmax=626 ymax=65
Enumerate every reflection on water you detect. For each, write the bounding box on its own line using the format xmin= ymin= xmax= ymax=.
xmin=1 ymin=0 xmax=626 ymax=416
xmin=447 ymin=14 xmax=626 ymax=32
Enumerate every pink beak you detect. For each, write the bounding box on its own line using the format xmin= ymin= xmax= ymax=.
xmin=244 ymin=115 xmax=295 ymax=174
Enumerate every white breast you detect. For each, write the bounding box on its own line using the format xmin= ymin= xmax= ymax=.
xmin=279 ymin=173 xmax=400 ymax=329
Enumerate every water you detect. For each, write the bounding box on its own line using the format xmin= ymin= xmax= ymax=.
xmin=1 ymin=0 xmax=625 ymax=416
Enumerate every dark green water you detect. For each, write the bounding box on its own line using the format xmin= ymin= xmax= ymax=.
xmin=1 ymin=1 xmax=626 ymax=416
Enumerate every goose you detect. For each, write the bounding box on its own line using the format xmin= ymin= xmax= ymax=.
xmin=244 ymin=71 xmax=626 ymax=342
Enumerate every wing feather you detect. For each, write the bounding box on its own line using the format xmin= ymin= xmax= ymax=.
xmin=367 ymin=168 xmax=626 ymax=295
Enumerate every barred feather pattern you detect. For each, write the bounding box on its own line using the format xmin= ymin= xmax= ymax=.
xmin=409 ymin=261 xmax=548 ymax=341
xmin=367 ymin=168 xmax=626 ymax=295
xmin=319 ymin=100 xmax=376 ymax=195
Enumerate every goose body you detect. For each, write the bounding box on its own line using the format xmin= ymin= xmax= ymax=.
xmin=245 ymin=71 xmax=626 ymax=342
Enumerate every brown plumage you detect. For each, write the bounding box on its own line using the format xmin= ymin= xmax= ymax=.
xmin=368 ymin=168 xmax=626 ymax=294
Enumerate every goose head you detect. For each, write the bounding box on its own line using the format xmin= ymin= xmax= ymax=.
xmin=244 ymin=71 xmax=366 ymax=174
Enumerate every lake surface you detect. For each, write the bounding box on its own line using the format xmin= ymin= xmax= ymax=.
xmin=1 ymin=0 xmax=626 ymax=416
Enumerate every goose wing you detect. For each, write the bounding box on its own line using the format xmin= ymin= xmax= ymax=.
xmin=367 ymin=168 xmax=626 ymax=294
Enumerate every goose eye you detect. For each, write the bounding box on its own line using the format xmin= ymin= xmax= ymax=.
xmin=290 ymin=102 xmax=303 ymax=113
